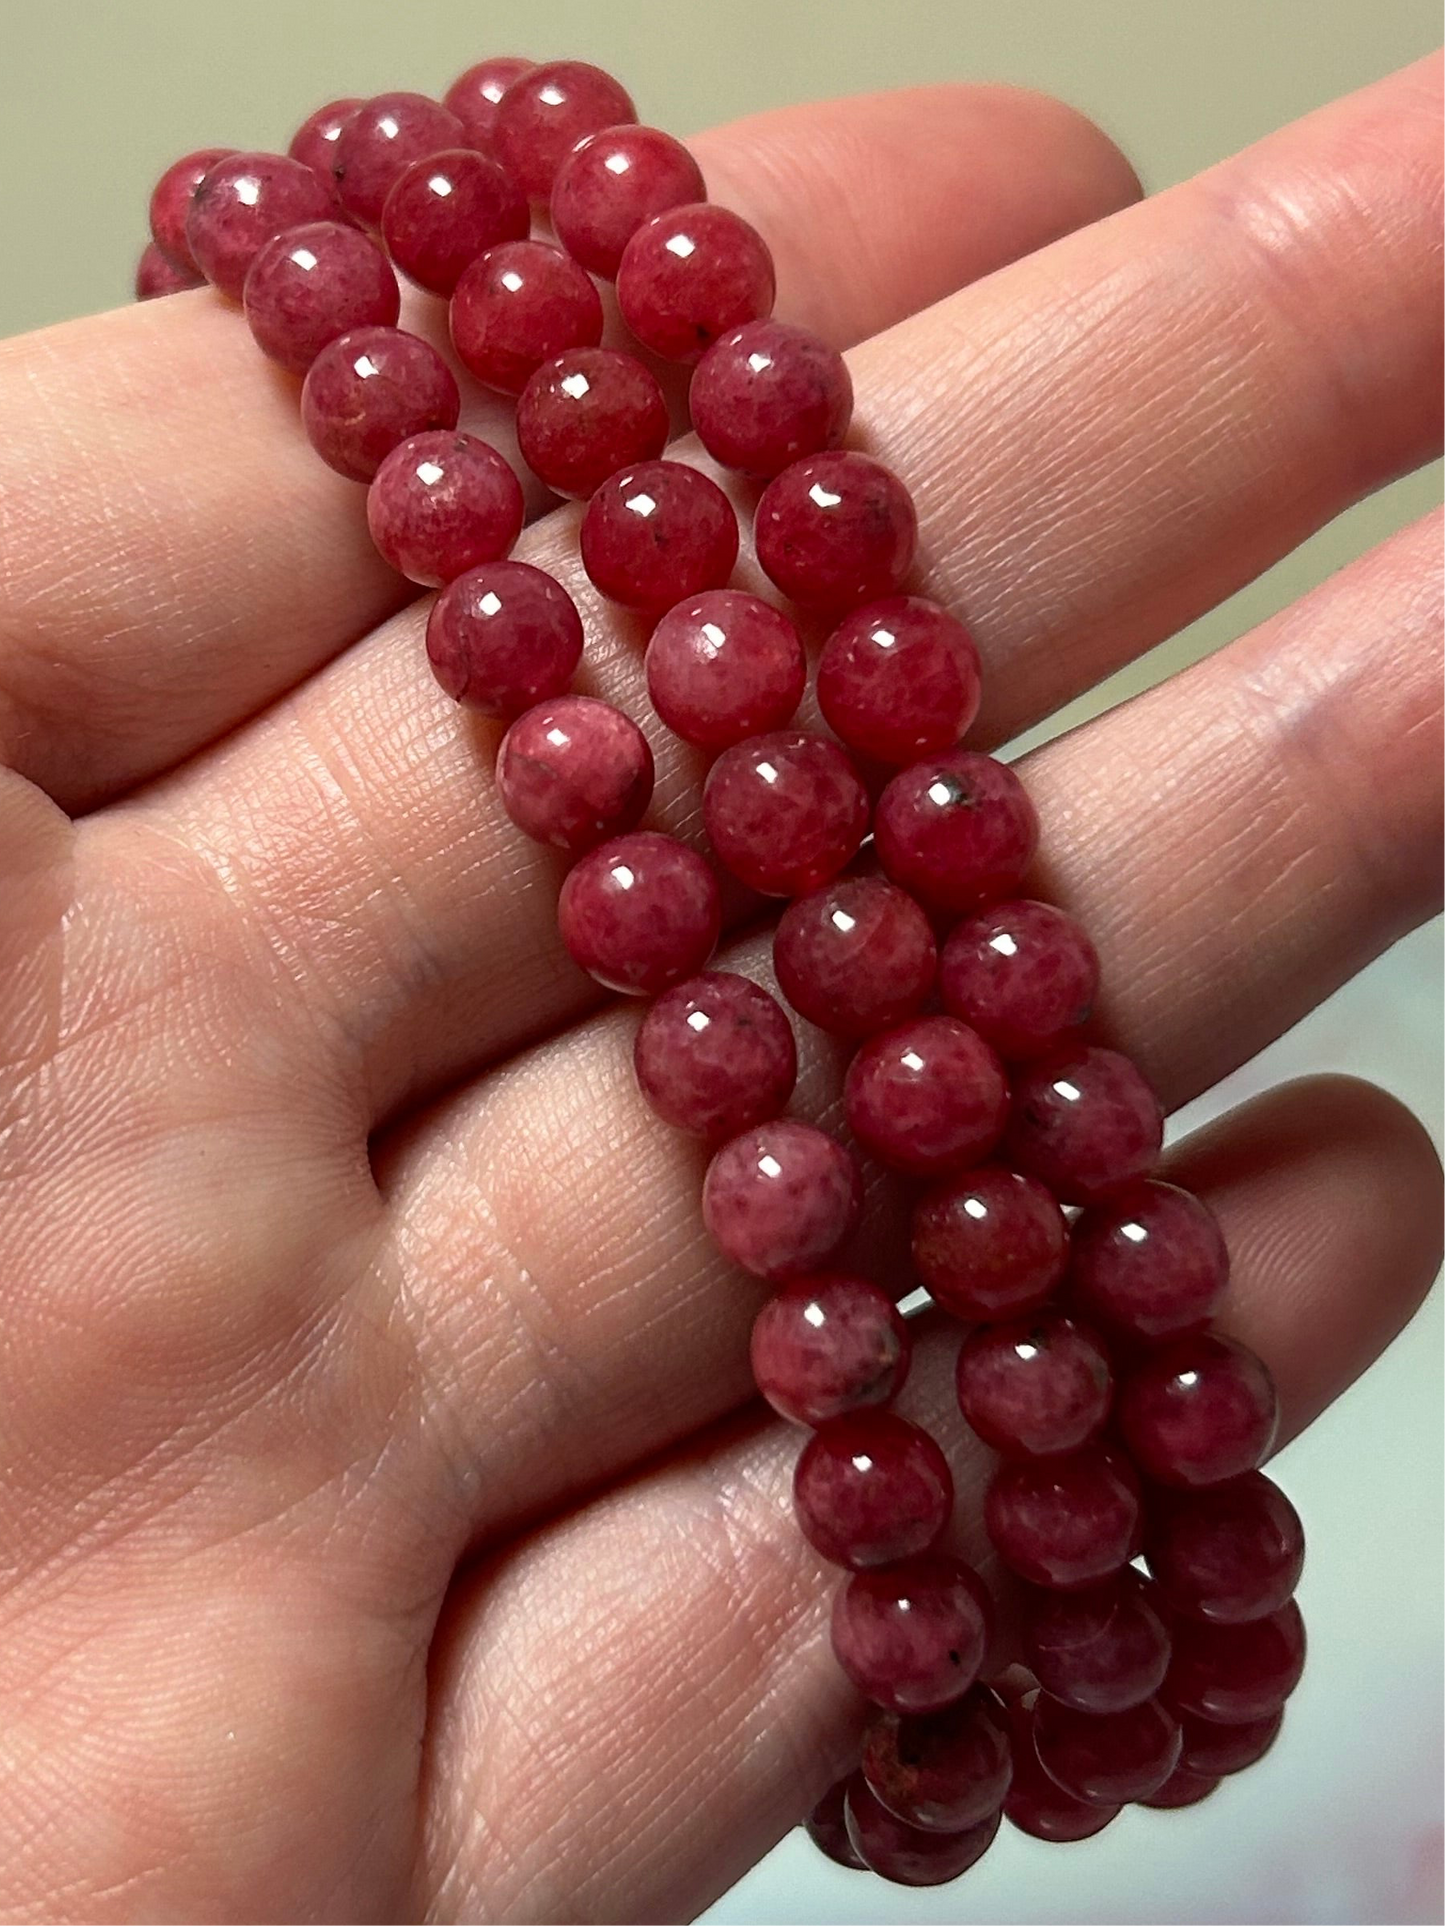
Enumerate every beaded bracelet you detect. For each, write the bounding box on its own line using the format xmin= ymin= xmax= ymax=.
xmin=136 ymin=56 xmax=1307 ymax=1891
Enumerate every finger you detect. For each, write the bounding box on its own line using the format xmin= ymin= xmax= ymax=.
xmin=413 ymin=1077 xmax=1442 ymax=1923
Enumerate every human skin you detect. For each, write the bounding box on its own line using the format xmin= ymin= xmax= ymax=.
xmin=0 ymin=60 xmax=1436 ymax=1922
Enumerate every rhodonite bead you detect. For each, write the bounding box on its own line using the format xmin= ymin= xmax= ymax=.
xmin=861 ymin=1685 xmax=1011 ymax=1832
xmin=1004 ymin=1693 xmax=1121 ymax=1841
xmin=492 ymin=60 xmax=638 ymax=201
xmin=773 ymin=877 xmax=936 ymax=1040
xmin=243 ymin=221 xmax=401 ymax=373
xmin=1141 ymin=1764 xmax=1220 ymax=1808
xmin=1145 ymin=1473 xmax=1305 ymax=1623
xmin=149 ymin=146 xmax=236 ymax=272
xmin=845 ymin=1778 xmax=1001 ymax=1888
xmin=1032 ymin=1693 xmax=1182 ymax=1806
xmin=794 ymin=1411 xmax=953 ymax=1569
xmin=873 ymin=750 xmax=1038 ymax=916
xmin=288 ymin=99 xmax=361 ymax=182
xmin=1068 ymin=1181 xmax=1230 ymax=1342
xmin=843 ymin=1015 xmax=1008 ymax=1178
xmin=1020 ymin=1570 xmax=1172 ymax=1714
xmin=426 ymin=560 xmax=583 ymax=714
xmin=1176 ymin=1705 xmax=1282 ymax=1776
xmin=617 ymin=203 xmax=775 ymax=362
xmin=580 ymin=460 xmax=738 ymax=611
xmin=552 ymin=124 xmax=706 ymax=278
xmin=301 ymin=326 xmax=460 ymax=482
xmin=495 ymin=695 xmax=653 ymax=851
xmin=817 ymin=598 xmax=982 ymax=764
xmin=381 ymin=149 xmax=529 ymax=294
xmin=645 ymin=591 xmax=804 ymax=749
xmin=634 ymin=971 xmax=796 ymax=1138
xmin=832 ymin=1557 xmax=991 ymax=1714
xmin=703 ymin=1120 xmax=861 ymax=1280
xmin=366 ymin=431 xmax=523 ymax=585
xmin=1119 ymin=1334 xmax=1279 ymax=1488
xmin=330 ymin=92 xmax=467 ymax=228
xmin=516 ymin=348 xmax=669 ymax=498
xmin=136 ymin=244 xmax=203 ymax=299
xmin=1164 ymin=1602 xmax=1306 ymax=1724
xmin=940 ymin=900 xmax=1100 ymax=1061
xmin=1004 ymin=1045 xmax=1165 ymax=1206
xmin=955 ymin=1312 xmax=1113 ymax=1458
xmin=755 ymin=451 xmax=917 ymax=610
xmin=690 ymin=320 xmax=853 ymax=478
xmin=702 ymin=731 xmax=868 ymax=897
xmin=451 ymin=241 xmax=605 ymax=396
xmin=557 ymin=831 xmax=721 ymax=994
xmin=444 ymin=57 xmax=534 ymax=153
xmin=985 ymin=1443 xmax=1142 ymax=1590
xmin=912 ymin=1165 xmax=1069 ymax=1321
xmin=750 ymin=1272 xmax=909 ymax=1427
xmin=804 ymin=1778 xmax=867 ymax=1871
xmin=186 ymin=151 xmax=335 ymax=299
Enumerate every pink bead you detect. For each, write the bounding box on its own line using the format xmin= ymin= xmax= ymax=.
xmin=755 ymin=451 xmax=917 ymax=610
xmin=1164 ymin=1602 xmax=1306 ymax=1724
xmin=301 ymin=326 xmax=460 ymax=483
xmin=1176 ymin=1705 xmax=1282 ymax=1776
xmin=1032 ymin=1693 xmax=1182 ymax=1805
xmin=136 ymin=243 xmax=202 ymax=300
xmin=832 ymin=1557 xmax=991 ymax=1714
xmin=331 ymin=93 xmax=467 ymax=229
xmin=1146 ymin=1473 xmax=1304 ymax=1624
xmin=845 ymin=1778 xmax=1001 ymax=1888
xmin=703 ymin=731 xmax=868 ymax=898
xmin=552 ymin=124 xmax=706 ymax=278
xmin=874 ymin=750 xmax=1038 ymax=916
xmin=617 ymin=203 xmax=775 ymax=363
xmin=805 ymin=1779 xmax=867 ymax=1872
xmin=366 ymin=430 xmax=523 ymax=585
xmin=645 ymin=591 xmax=805 ymax=749
xmin=750 ymin=1272 xmax=909 ymax=1427
xmin=381 ymin=149 xmax=529 ymax=294
xmin=1141 ymin=1764 xmax=1220 ymax=1809
xmin=690 ymin=320 xmax=853 ymax=478
xmin=818 ymin=598 xmax=982 ymax=764
xmin=794 ymin=1410 xmax=952 ymax=1569
xmin=703 ymin=1120 xmax=861 ymax=1281
xmin=149 ymin=146 xmax=236 ymax=273
xmin=955 ymin=1312 xmax=1113 ymax=1459
xmin=633 ymin=971 xmax=796 ymax=1139
xmin=1118 ymin=1333 xmax=1280 ymax=1489
xmin=496 ymin=695 xmax=653 ymax=852
xmin=1068 ymin=1181 xmax=1230 ymax=1342
xmin=242 ymin=220 xmax=400 ymax=374
xmin=1003 ymin=1693 xmax=1121 ymax=1841
xmin=185 ymin=151 xmax=335 ymax=299
xmin=861 ymin=1686 xmax=1011 ymax=1832
xmin=844 ymin=1015 xmax=1008 ymax=1178
xmin=426 ymin=560 xmax=582 ymax=715
xmin=1005 ymin=1045 xmax=1164 ymax=1206
xmin=940 ymin=899 xmax=1100 ymax=1061
xmin=443 ymin=57 xmax=534 ymax=153
xmin=557 ymin=831 xmax=720 ymax=995
xmin=912 ymin=1165 xmax=1069 ymax=1322
xmin=492 ymin=60 xmax=637 ymax=201
xmin=1020 ymin=1569 xmax=1172 ymax=1714
xmin=580 ymin=460 xmax=738 ymax=612
xmin=773 ymin=877 xmax=936 ymax=1039
xmin=985 ymin=1443 xmax=1142 ymax=1590
xmin=288 ymin=99 xmax=361 ymax=182
xmin=450 ymin=240 xmax=605 ymax=396
xmin=516 ymin=348 xmax=669 ymax=499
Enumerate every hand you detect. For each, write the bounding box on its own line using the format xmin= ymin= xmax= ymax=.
xmin=0 ymin=57 xmax=1437 ymax=1923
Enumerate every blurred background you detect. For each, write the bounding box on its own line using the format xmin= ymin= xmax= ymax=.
xmin=3 ymin=2 xmax=1441 ymax=1920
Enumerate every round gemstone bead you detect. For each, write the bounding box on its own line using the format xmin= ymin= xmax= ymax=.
xmin=940 ymin=900 xmax=1100 ymax=1061
xmin=301 ymin=326 xmax=460 ymax=483
xmin=845 ymin=1779 xmax=1001 ymax=1888
xmin=288 ymin=99 xmax=361 ymax=182
xmin=186 ymin=151 xmax=335 ymax=299
xmin=794 ymin=1411 xmax=953 ymax=1569
xmin=617 ymin=203 xmax=775 ymax=363
xmin=832 ymin=1557 xmax=991 ymax=1714
xmin=750 ymin=1273 xmax=909 ymax=1428
xmin=1141 ymin=1765 xmax=1220 ymax=1809
xmin=492 ymin=60 xmax=637 ymax=201
xmin=136 ymin=244 xmax=202 ymax=300
xmin=557 ymin=831 xmax=720 ymax=995
xmin=496 ymin=695 xmax=654 ymax=852
xmin=450 ymin=241 xmax=605 ymax=396
xmin=861 ymin=1685 xmax=1011 ymax=1832
xmin=1164 ymin=1601 xmax=1306 ymax=1724
xmin=912 ymin=1165 xmax=1069 ymax=1322
xmin=330 ymin=92 xmax=467 ymax=229
xmin=645 ymin=591 xmax=805 ymax=750
xmin=243 ymin=221 xmax=400 ymax=374
xmin=1145 ymin=1473 xmax=1304 ymax=1623
xmin=443 ymin=57 xmax=534 ymax=153
xmin=579 ymin=460 xmax=738 ymax=612
xmin=149 ymin=146 xmax=236 ymax=273
xmin=703 ymin=1120 xmax=861 ymax=1281
xmin=773 ymin=877 xmax=936 ymax=1039
xmin=1020 ymin=1570 xmax=1172 ymax=1714
xmin=843 ymin=1016 xmax=1008 ymax=1178
xmin=690 ymin=319 xmax=853 ymax=479
xmin=702 ymin=731 xmax=868 ymax=897
xmin=425 ymin=560 xmax=583 ymax=716
xmin=1176 ymin=1705 xmax=1282 ymax=1776
xmin=1003 ymin=1694 xmax=1121 ymax=1842
xmin=1004 ymin=1045 xmax=1165 ymax=1206
xmin=1068 ymin=1181 xmax=1230 ymax=1342
xmin=1032 ymin=1694 xmax=1181 ymax=1805
xmin=874 ymin=750 xmax=1038 ymax=916
xmin=381 ymin=149 xmax=529 ymax=294
xmin=985 ymin=1443 xmax=1142 ymax=1591
xmin=366 ymin=431 xmax=523 ymax=586
xmin=551 ymin=124 xmax=706 ymax=279
xmin=1118 ymin=1334 xmax=1280 ymax=1489
xmin=955 ymin=1312 xmax=1113 ymax=1459
xmin=516 ymin=348 xmax=669 ymax=499
xmin=804 ymin=1778 xmax=867 ymax=1872
xmin=755 ymin=452 xmax=917 ymax=610
xmin=633 ymin=971 xmax=796 ymax=1139
xmin=817 ymin=597 xmax=982 ymax=764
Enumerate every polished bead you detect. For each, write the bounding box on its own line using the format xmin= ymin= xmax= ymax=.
xmin=703 ymin=731 xmax=868 ymax=897
xmin=617 ymin=203 xmax=775 ymax=363
xmin=845 ymin=1778 xmax=1001 ymax=1888
xmin=552 ymin=124 xmax=706 ymax=278
xmin=955 ymin=1312 xmax=1113 ymax=1458
xmin=381 ymin=149 xmax=529 ymax=294
xmin=186 ymin=151 xmax=335 ymax=299
xmin=516 ymin=348 xmax=669 ymax=499
xmin=861 ymin=1685 xmax=1011 ymax=1832
xmin=818 ymin=597 xmax=981 ymax=764
xmin=1119 ymin=1334 xmax=1279 ymax=1488
xmin=773 ymin=877 xmax=936 ymax=1039
xmin=703 ymin=1120 xmax=861 ymax=1281
xmin=426 ymin=560 xmax=582 ymax=715
xmin=794 ymin=1411 xmax=953 ymax=1569
xmin=985 ymin=1443 xmax=1142 ymax=1590
xmin=579 ymin=459 xmax=738 ymax=612
xmin=690 ymin=320 xmax=853 ymax=478
xmin=366 ymin=431 xmax=523 ymax=585
xmin=136 ymin=243 xmax=202 ymax=300
xmin=751 ymin=1272 xmax=909 ymax=1427
xmin=1032 ymin=1693 xmax=1181 ymax=1805
xmin=843 ymin=1015 xmax=1008 ymax=1178
xmin=496 ymin=695 xmax=653 ymax=852
xmin=832 ymin=1557 xmax=991 ymax=1713
xmin=1005 ymin=1045 xmax=1164 ymax=1206
xmin=645 ymin=591 xmax=804 ymax=749
xmin=1164 ymin=1602 xmax=1306 ymax=1724
xmin=288 ymin=99 xmax=361 ymax=182
xmin=443 ymin=57 xmax=534 ymax=153
xmin=301 ymin=326 xmax=460 ymax=483
xmin=1176 ymin=1705 xmax=1282 ymax=1776
xmin=1020 ymin=1570 xmax=1171 ymax=1714
xmin=634 ymin=971 xmax=796 ymax=1139
xmin=874 ymin=750 xmax=1037 ymax=916
xmin=1068 ymin=1180 xmax=1230 ymax=1342
xmin=331 ymin=92 xmax=467 ymax=228
xmin=1003 ymin=1693 xmax=1121 ymax=1842
xmin=755 ymin=452 xmax=917 ymax=610
xmin=912 ymin=1164 xmax=1069 ymax=1321
xmin=493 ymin=60 xmax=637 ymax=200
xmin=804 ymin=1778 xmax=867 ymax=1871
xmin=1141 ymin=1764 xmax=1220 ymax=1808
xmin=243 ymin=220 xmax=400 ymax=374
xmin=149 ymin=146 xmax=236 ymax=273
xmin=557 ymin=831 xmax=720 ymax=995
xmin=1146 ymin=1473 xmax=1304 ymax=1624
xmin=940 ymin=899 xmax=1099 ymax=1061
xmin=450 ymin=240 xmax=604 ymax=396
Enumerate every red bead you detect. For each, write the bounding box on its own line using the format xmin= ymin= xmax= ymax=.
xmin=874 ymin=750 xmax=1038 ymax=916
xmin=773 ymin=877 xmax=936 ymax=1040
xmin=496 ymin=695 xmax=653 ymax=852
xmin=794 ymin=1411 xmax=953 ymax=1570
xmin=804 ymin=1778 xmax=867 ymax=1871
xmin=645 ymin=591 xmax=805 ymax=750
xmin=755 ymin=452 xmax=917 ymax=611
xmin=243 ymin=220 xmax=400 ymax=374
xmin=426 ymin=560 xmax=582 ymax=716
xmin=617 ymin=203 xmax=775 ymax=363
xmin=1068 ymin=1181 xmax=1230 ymax=1342
xmin=845 ymin=1778 xmax=1001 ymax=1888
xmin=703 ymin=1120 xmax=861 ymax=1281
xmin=1176 ymin=1705 xmax=1282 ymax=1776
xmin=1141 ymin=1765 xmax=1220 ymax=1809
xmin=690 ymin=320 xmax=853 ymax=479
xmin=1020 ymin=1570 xmax=1172 ymax=1714
xmin=516 ymin=348 xmax=669 ymax=499
xmin=450 ymin=241 xmax=604 ymax=397
xmin=985 ymin=1444 xmax=1142 ymax=1590
xmin=136 ymin=243 xmax=202 ymax=300
xmin=381 ymin=149 xmax=529 ymax=294
xmin=634 ymin=971 xmax=796 ymax=1139
xmin=860 ymin=1686 xmax=1011 ymax=1832
xmin=1032 ymin=1693 xmax=1181 ymax=1805
xmin=149 ymin=146 xmax=236 ymax=273
xmin=940 ymin=900 xmax=1100 ymax=1062
xmin=557 ymin=831 xmax=720 ymax=995
xmin=913 ymin=1165 xmax=1069 ymax=1323
xmin=844 ymin=1016 xmax=1008 ymax=1178
xmin=818 ymin=598 xmax=982 ymax=764
xmin=580 ymin=460 xmax=738 ymax=612
xmin=288 ymin=100 xmax=361 ymax=182
xmin=1005 ymin=1045 xmax=1164 ymax=1206
xmin=366 ymin=431 xmax=522 ymax=586
xmin=301 ymin=326 xmax=460 ymax=483
xmin=751 ymin=1273 xmax=909 ymax=1428
xmin=331 ymin=92 xmax=467 ymax=229
xmin=552 ymin=124 xmax=706 ymax=279
xmin=1004 ymin=1693 xmax=1121 ymax=1842
xmin=1146 ymin=1473 xmax=1304 ymax=1624
xmin=492 ymin=60 xmax=637 ymax=201
xmin=1164 ymin=1602 xmax=1306 ymax=1724
xmin=185 ymin=151 xmax=335 ymax=299
xmin=443 ymin=57 xmax=534 ymax=153
xmin=832 ymin=1557 xmax=990 ymax=1714
xmin=1119 ymin=1334 xmax=1279 ymax=1489
xmin=955 ymin=1312 xmax=1113 ymax=1459
xmin=703 ymin=731 xmax=868 ymax=897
